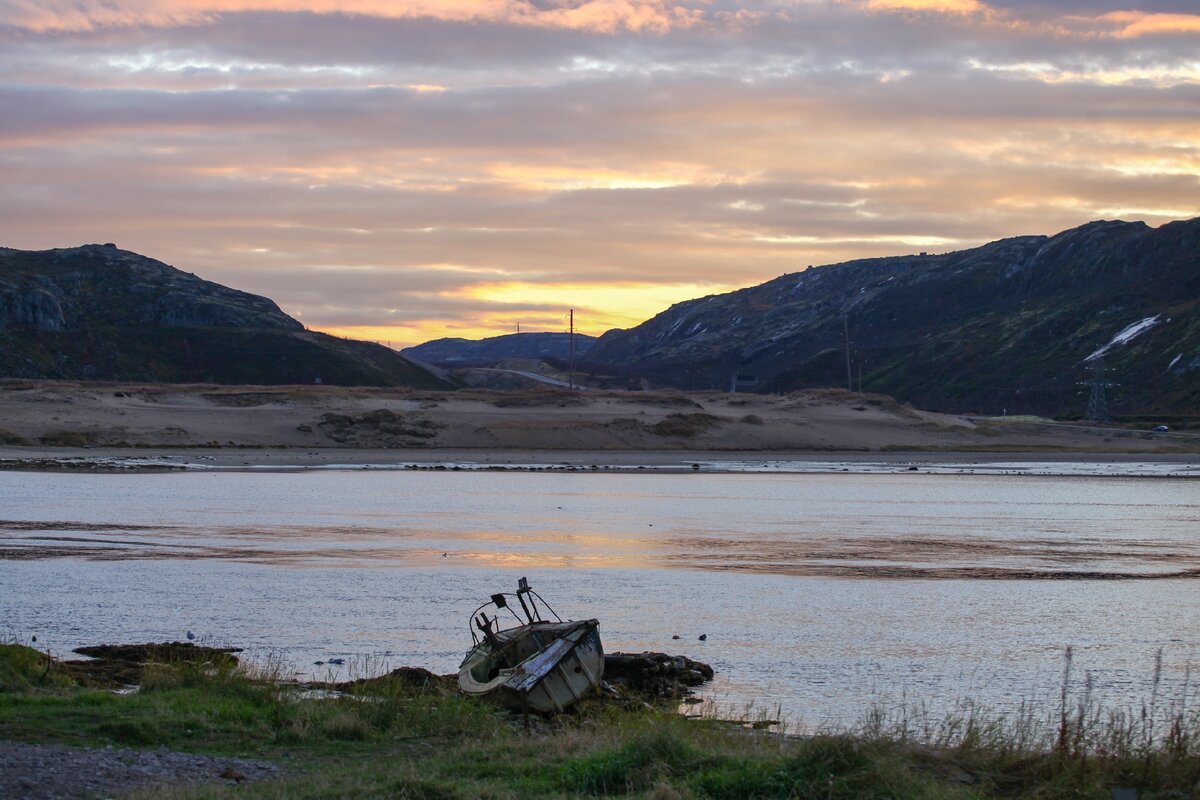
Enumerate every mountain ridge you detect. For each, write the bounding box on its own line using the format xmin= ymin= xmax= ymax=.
xmin=0 ymin=244 xmax=450 ymax=388
xmin=584 ymin=218 xmax=1199 ymax=415
xmin=5 ymin=218 xmax=1197 ymax=414
xmin=403 ymin=331 xmax=596 ymax=367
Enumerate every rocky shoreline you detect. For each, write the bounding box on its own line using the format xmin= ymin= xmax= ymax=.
xmin=11 ymin=640 xmax=716 ymax=705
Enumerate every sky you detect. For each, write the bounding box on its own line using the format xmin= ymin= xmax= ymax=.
xmin=1 ymin=1 xmax=1197 ymax=346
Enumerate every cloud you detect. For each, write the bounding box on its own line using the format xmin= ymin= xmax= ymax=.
xmin=0 ymin=2 xmax=1197 ymax=345
xmin=0 ymin=0 xmax=707 ymax=33
xmin=1092 ymin=11 xmax=1200 ymax=38
xmin=862 ymin=0 xmax=985 ymax=13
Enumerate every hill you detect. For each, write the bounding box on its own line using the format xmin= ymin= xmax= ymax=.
xmin=403 ymin=331 xmax=595 ymax=366
xmin=0 ymin=244 xmax=450 ymax=388
xmin=584 ymin=218 xmax=1200 ymax=416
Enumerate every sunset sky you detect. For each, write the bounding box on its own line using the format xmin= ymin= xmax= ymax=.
xmin=1 ymin=1 xmax=1197 ymax=346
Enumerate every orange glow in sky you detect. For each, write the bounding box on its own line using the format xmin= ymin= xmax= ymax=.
xmin=322 ymin=280 xmax=742 ymax=345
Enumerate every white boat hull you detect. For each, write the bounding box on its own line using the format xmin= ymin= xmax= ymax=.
xmin=458 ymin=619 xmax=604 ymax=713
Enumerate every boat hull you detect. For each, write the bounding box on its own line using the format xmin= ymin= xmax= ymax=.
xmin=458 ymin=619 xmax=604 ymax=713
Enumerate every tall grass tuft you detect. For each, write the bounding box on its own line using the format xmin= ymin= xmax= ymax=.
xmin=0 ymin=642 xmax=76 ymax=692
xmin=562 ymin=725 xmax=702 ymax=794
xmin=846 ymin=647 xmax=1200 ymax=798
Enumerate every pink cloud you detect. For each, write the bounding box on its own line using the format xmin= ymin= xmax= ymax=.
xmin=0 ymin=0 xmax=707 ymax=33
xmin=863 ymin=0 xmax=984 ymax=13
xmin=1095 ymin=11 xmax=1200 ymax=38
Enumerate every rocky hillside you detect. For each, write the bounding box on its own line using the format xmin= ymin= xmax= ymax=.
xmin=0 ymin=244 xmax=450 ymax=388
xmin=585 ymin=218 xmax=1200 ymax=416
xmin=403 ymin=331 xmax=595 ymax=366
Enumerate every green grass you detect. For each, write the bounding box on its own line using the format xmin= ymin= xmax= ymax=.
xmin=0 ymin=644 xmax=74 ymax=692
xmin=3 ymin=644 xmax=1199 ymax=799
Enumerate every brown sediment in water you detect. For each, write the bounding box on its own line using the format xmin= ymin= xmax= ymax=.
xmin=6 ymin=531 xmax=1200 ymax=579
xmin=700 ymin=563 xmax=1200 ymax=580
xmin=663 ymin=531 xmax=1200 ymax=579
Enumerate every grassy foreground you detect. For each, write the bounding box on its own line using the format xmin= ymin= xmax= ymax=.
xmin=2 ymin=644 xmax=1198 ymax=799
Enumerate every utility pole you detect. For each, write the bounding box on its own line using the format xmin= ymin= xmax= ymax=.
xmin=842 ymin=311 xmax=852 ymax=391
xmin=1079 ymin=358 xmax=1118 ymax=422
xmin=569 ymin=309 xmax=575 ymax=391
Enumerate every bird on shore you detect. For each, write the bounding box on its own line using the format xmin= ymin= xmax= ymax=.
xmin=186 ymin=630 xmax=196 ymax=641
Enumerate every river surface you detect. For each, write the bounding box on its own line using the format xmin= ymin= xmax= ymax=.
xmin=2 ymin=468 xmax=1198 ymax=728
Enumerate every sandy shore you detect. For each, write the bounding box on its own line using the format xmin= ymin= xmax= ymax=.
xmin=0 ymin=381 xmax=1195 ymax=472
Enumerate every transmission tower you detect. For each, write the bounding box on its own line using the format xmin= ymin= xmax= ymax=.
xmin=1079 ymin=358 xmax=1118 ymax=422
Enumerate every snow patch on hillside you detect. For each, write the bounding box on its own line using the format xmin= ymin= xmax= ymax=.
xmin=1085 ymin=315 xmax=1161 ymax=362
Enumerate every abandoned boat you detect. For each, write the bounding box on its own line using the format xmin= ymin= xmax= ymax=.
xmin=458 ymin=577 xmax=604 ymax=713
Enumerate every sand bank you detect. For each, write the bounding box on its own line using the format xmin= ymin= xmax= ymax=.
xmin=0 ymin=381 xmax=1195 ymax=473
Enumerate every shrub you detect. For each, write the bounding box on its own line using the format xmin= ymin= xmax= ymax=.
xmin=0 ymin=427 xmax=27 ymax=445
xmin=650 ymin=413 xmax=722 ymax=438
xmin=38 ymin=429 xmax=97 ymax=447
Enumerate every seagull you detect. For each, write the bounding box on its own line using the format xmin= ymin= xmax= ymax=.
xmin=186 ymin=630 xmax=196 ymax=641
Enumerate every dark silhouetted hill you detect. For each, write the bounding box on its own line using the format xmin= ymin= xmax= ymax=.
xmin=585 ymin=218 xmax=1199 ymax=416
xmin=404 ymin=331 xmax=595 ymax=366
xmin=0 ymin=244 xmax=451 ymax=388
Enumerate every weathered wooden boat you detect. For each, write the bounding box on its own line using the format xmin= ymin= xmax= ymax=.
xmin=457 ymin=577 xmax=604 ymax=713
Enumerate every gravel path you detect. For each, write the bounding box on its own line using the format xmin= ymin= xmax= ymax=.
xmin=0 ymin=740 xmax=280 ymax=799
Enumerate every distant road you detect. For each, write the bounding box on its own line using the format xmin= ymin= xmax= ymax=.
xmin=968 ymin=416 xmax=1200 ymax=440
xmin=472 ymin=368 xmax=589 ymax=390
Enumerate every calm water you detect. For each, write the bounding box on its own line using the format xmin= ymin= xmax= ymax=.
xmin=2 ymin=469 xmax=1198 ymax=727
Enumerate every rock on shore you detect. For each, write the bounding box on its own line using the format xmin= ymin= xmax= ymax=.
xmin=603 ymin=652 xmax=716 ymax=701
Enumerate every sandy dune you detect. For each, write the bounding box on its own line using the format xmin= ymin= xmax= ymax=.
xmin=0 ymin=381 xmax=1194 ymax=467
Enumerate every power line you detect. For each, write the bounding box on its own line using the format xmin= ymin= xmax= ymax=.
xmin=1078 ymin=358 xmax=1119 ymax=422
